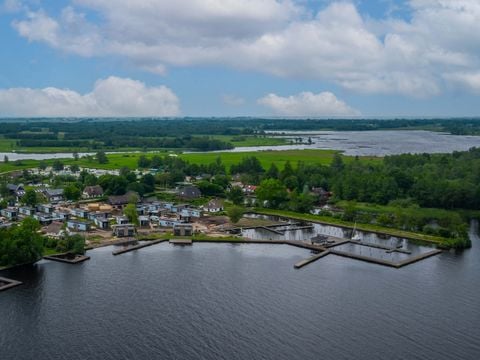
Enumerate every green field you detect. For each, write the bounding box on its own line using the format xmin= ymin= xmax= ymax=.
xmin=211 ymin=135 xmax=288 ymax=147
xmin=0 ymin=149 xmax=382 ymax=174
xmin=0 ymin=135 xmax=288 ymax=154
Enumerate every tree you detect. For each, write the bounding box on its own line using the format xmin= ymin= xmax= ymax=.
xmin=227 ymin=186 xmax=244 ymax=205
xmin=227 ymin=206 xmax=245 ymax=224
xmin=64 ymin=184 xmax=81 ymax=201
xmin=124 ymin=203 xmax=139 ymax=226
xmin=70 ymin=164 xmax=80 ymax=173
xmin=256 ymin=179 xmax=288 ymax=208
xmin=137 ymin=155 xmax=151 ymax=168
xmin=21 ymin=188 xmax=38 ymax=207
xmin=289 ymin=192 xmax=315 ymax=213
xmin=96 ymin=151 xmax=108 ymax=164
xmin=52 ymin=160 xmax=64 ymax=171
xmin=38 ymin=161 xmax=47 ymax=170
xmin=330 ymin=153 xmax=345 ymax=172
xmin=56 ymin=234 xmax=85 ymax=255
xmin=266 ymin=164 xmax=280 ymax=179
xmin=0 ymin=218 xmax=44 ymax=267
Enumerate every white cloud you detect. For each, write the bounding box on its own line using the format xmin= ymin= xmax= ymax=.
xmin=0 ymin=76 xmax=181 ymax=117
xmin=1 ymin=0 xmax=23 ymax=13
xmin=258 ymin=91 xmax=360 ymax=117
xmin=222 ymin=94 xmax=246 ymax=106
xmin=9 ymin=0 xmax=480 ymax=96
xmin=443 ymin=72 xmax=480 ymax=93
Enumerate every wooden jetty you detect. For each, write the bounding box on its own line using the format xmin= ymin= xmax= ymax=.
xmin=0 ymin=277 xmax=22 ymax=292
xmin=294 ymin=250 xmax=330 ymax=269
xmin=395 ymin=249 xmax=443 ymax=268
xmin=170 ymin=239 xmax=193 ymax=245
xmin=259 ymin=226 xmax=284 ymax=235
xmin=43 ymin=253 xmax=90 ymax=264
xmin=112 ymin=239 xmax=167 ymax=256
xmin=349 ymin=240 xmax=412 ymax=254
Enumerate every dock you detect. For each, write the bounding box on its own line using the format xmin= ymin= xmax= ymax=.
xmin=112 ymin=239 xmax=167 ymax=256
xmin=349 ymin=240 xmax=412 ymax=254
xmin=395 ymin=249 xmax=443 ymax=268
xmin=170 ymin=239 xmax=193 ymax=245
xmin=43 ymin=254 xmax=90 ymax=264
xmin=0 ymin=277 xmax=22 ymax=292
xmin=294 ymin=251 xmax=330 ymax=269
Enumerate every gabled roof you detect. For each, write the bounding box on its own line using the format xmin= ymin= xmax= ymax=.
xmin=207 ymin=198 xmax=224 ymax=209
xmin=83 ymin=185 xmax=104 ymax=196
xmin=44 ymin=188 xmax=64 ymax=196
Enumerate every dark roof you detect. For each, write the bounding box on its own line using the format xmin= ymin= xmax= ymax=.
xmin=108 ymin=191 xmax=139 ymax=206
xmin=44 ymin=188 xmax=64 ymax=197
xmin=177 ymin=186 xmax=201 ymax=198
xmin=84 ymin=185 xmax=104 ymax=196
xmin=43 ymin=221 xmax=64 ymax=235
xmin=7 ymin=184 xmax=23 ymax=192
xmin=207 ymin=199 xmax=224 ymax=209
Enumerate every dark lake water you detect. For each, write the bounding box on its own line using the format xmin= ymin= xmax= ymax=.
xmin=227 ymin=130 xmax=480 ymax=156
xmin=1 ymin=224 xmax=480 ymax=360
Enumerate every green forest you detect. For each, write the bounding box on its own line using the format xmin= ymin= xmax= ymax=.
xmin=2 ymin=118 xmax=480 ymax=151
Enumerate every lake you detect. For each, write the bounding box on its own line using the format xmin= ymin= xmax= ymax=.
xmin=1 ymin=223 xmax=480 ymax=360
xmin=226 ymin=130 xmax=480 ymax=156
xmin=2 ymin=130 xmax=480 ymax=162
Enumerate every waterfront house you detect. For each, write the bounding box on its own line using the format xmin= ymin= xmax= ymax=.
xmin=108 ymin=191 xmax=140 ymax=208
xmin=171 ymin=204 xmax=188 ymax=213
xmin=115 ymin=216 xmax=129 ymax=225
xmin=1 ymin=207 xmax=18 ymax=221
xmin=94 ymin=217 xmax=109 ymax=230
xmin=18 ymin=206 xmax=36 ymax=217
xmin=179 ymin=208 xmax=201 ymax=221
xmin=139 ymin=215 xmax=150 ymax=227
xmin=43 ymin=188 xmax=64 ymax=203
xmin=67 ymin=219 xmax=91 ymax=232
xmin=177 ymin=186 xmax=201 ymax=200
xmin=42 ymin=221 xmax=65 ymax=238
xmin=37 ymin=204 xmax=55 ymax=214
xmin=54 ymin=210 xmax=71 ymax=221
xmin=173 ymin=224 xmax=193 ymax=237
xmin=206 ymin=199 xmax=224 ymax=213
xmin=71 ymin=208 xmax=90 ymax=219
xmin=33 ymin=213 xmax=54 ymax=225
xmin=112 ymin=224 xmax=136 ymax=237
xmin=82 ymin=185 xmax=104 ymax=199
xmin=243 ymin=185 xmax=257 ymax=194
xmin=6 ymin=184 xmax=25 ymax=200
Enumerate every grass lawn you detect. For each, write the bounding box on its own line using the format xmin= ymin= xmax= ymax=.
xmin=181 ymin=149 xmax=381 ymax=169
xmin=211 ymin=135 xmax=288 ymax=147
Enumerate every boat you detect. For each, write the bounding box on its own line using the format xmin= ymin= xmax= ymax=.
xmin=351 ymin=222 xmax=362 ymax=241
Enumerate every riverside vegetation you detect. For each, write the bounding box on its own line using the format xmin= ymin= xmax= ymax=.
xmin=2 ymin=144 xmax=479 ymax=267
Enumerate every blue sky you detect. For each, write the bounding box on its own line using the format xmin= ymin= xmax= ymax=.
xmin=0 ymin=0 xmax=479 ymax=117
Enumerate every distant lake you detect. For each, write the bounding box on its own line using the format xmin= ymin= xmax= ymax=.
xmin=227 ymin=130 xmax=480 ymax=156
xmin=1 ymin=223 xmax=480 ymax=359
xmin=1 ymin=130 xmax=480 ymax=162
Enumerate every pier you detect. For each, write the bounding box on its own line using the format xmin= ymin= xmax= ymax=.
xmin=294 ymin=251 xmax=330 ymax=269
xmin=0 ymin=277 xmax=22 ymax=292
xmin=349 ymin=240 xmax=412 ymax=254
xmin=170 ymin=239 xmax=193 ymax=245
xmin=44 ymin=253 xmax=90 ymax=264
xmin=112 ymin=239 xmax=167 ymax=255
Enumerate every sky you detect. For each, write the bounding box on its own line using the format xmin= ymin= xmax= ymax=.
xmin=0 ymin=0 xmax=480 ymax=118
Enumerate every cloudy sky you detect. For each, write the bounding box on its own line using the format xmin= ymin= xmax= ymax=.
xmin=1 ymin=0 xmax=480 ymax=117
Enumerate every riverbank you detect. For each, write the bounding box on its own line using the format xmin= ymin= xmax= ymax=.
xmin=253 ymin=208 xmax=452 ymax=246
